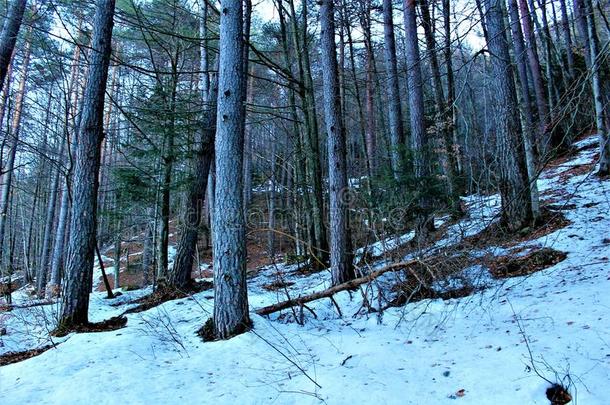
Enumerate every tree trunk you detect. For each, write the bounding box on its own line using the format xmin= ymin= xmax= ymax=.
xmin=59 ymin=0 xmax=115 ymax=329
xmin=276 ymin=0 xmax=311 ymax=260
xmin=517 ymin=0 xmax=551 ymax=157
xmin=442 ymin=0 xmax=463 ymax=177
xmin=288 ymin=0 xmax=329 ymax=267
xmin=320 ymin=0 xmax=354 ymax=286
xmin=268 ymin=134 xmax=277 ymax=259
xmin=343 ymin=10 xmax=371 ymax=185
xmin=0 ymin=30 xmax=30 ymax=271
xmin=157 ymin=80 xmax=177 ymax=281
xmin=0 ymin=0 xmax=27 ymax=93
xmin=113 ymin=225 xmax=121 ymax=289
xmin=36 ymin=165 xmax=60 ymax=294
xmin=46 ymin=39 xmax=84 ymax=297
xmin=403 ymin=0 xmax=434 ymax=236
xmin=484 ymin=0 xmax=533 ymax=231
xmin=536 ymin=0 xmax=560 ymax=129
xmin=382 ymin=0 xmax=405 ymax=179
xmin=96 ymin=244 xmax=114 ymax=298
xmin=508 ymin=0 xmax=541 ymax=219
xmin=582 ymin=0 xmax=610 ymax=175
xmin=420 ymin=0 xmax=462 ymax=216
xmin=141 ymin=217 xmax=153 ymax=286
xmin=168 ymin=67 xmax=218 ymax=289
xmin=242 ymin=73 xmax=254 ymax=213
xmin=558 ymin=0 xmax=576 ymax=78
xmin=212 ymin=0 xmax=250 ymax=340
xmin=360 ymin=0 xmax=377 ymax=175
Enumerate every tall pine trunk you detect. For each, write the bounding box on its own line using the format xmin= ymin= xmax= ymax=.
xmin=403 ymin=0 xmax=434 ymax=236
xmin=212 ymin=0 xmax=250 ymax=340
xmin=47 ymin=30 xmax=85 ymax=297
xmin=0 ymin=0 xmax=27 ymax=93
xmin=59 ymin=0 xmax=115 ymax=329
xmin=517 ymin=0 xmax=551 ymax=157
xmin=0 ymin=29 xmax=31 ymax=271
xmin=508 ymin=0 xmax=541 ymax=219
xmin=169 ymin=68 xmax=218 ymax=289
xmin=484 ymin=0 xmax=534 ymax=231
xmin=381 ymin=0 xmax=405 ymax=179
xmin=420 ymin=0 xmax=462 ymax=216
xmin=583 ymin=0 xmax=610 ymax=175
xmin=320 ymin=0 xmax=354 ymax=286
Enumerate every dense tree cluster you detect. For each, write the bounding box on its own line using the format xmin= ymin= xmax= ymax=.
xmin=0 ymin=0 xmax=608 ymax=338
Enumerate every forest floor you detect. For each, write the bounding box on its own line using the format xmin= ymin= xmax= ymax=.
xmin=1 ymin=134 xmax=609 ymax=404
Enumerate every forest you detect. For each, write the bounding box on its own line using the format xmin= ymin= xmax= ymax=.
xmin=0 ymin=0 xmax=609 ymax=403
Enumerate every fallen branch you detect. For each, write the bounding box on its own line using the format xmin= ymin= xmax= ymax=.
xmin=255 ymin=260 xmax=417 ymax=316
xmin=1 ymin=300 xmax=55 ymax=310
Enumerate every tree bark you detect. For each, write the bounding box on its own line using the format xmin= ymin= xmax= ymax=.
xmin=212 ymin=0 xmax=251 ymax=339
xmin=46 ymin=38 xmax=84 ymax=297
xmin=320 ymin=0 xmax=354 ymax=286
xmin=403 ymin=0 xmax=434 ymax=236
xmin=113 ymin=224 xmax=121 ymax=289
xmin=382 ymin=0 xmax=405 ymax=179
xmin=360 ymin=0 xmax=377 ymax=175
xmin=157 ymin=76 xmax=177 ymax=280
xmin=141 ymin=217 xmax=153 ymax=286
xmin=36 ymin=162 xmax=60 ymax=294
xmin=0 ymin=0 xmax=27 ymax=93
xmin=484 ymin=0 xmax=534 ymax=230
xmin=508 ymin=0 xmax=541 ymax=219
xmin=558 ymin=0 xmax=576 ymax=78
xmin=0 ymin=29 xmax=31 ymax=272
xmin=168 ymin=67 xmax=218 ymax=289
xmin=582 ymin=0 xmax=610 ymax=175
xmin=443 ymin=0 xmax=463 ymax=177
xmin=288 ymin=0 xmax=329 ymax=267
xmin=517 ymin=0 xmax=551 ymax=157
xmin=59 ymin=0 xmax=116 ymax=329
xmin=419 ymin=0 xmax=462 ymax=216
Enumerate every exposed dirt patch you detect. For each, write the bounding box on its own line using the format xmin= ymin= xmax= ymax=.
xmin=558 ymin=162 xmax=596 ymax=184
xmin=575 ymin=138 xmax=598 ymax=152
xmin=262 ymin=280 xmax=295 ymax=291
xmin=387 ymin=279 xmax=474 ymax=308
xmin=461 ymin=208 xmax=571 ymax=250
xmin=546 ymin=383 xmax=572 ymax=405
xmin=0 ymin=345 xmax=54 ymax=367
xmin=544 ymin=203 xmax=577 ymax=211
xmin=53 ymin=316 xmax=128 ymax=338
xmin=97 ymin=271 xmax=145 ymax=292
xmin=541 ymin=187 xmax=572 ymax=203
xmin=485 ymin=248 xmax=567 ymax=278
xmin=122 ymin=280 xmax=213 ymax=315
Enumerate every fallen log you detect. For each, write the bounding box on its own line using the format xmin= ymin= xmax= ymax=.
xmin=255 ymin=260 xmax=418 ymax=316
xmin=1 ymin=300 xmax=55 ymax=310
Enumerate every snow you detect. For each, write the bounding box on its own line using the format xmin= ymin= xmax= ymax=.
xmin=1 ymin=135 xmax=609 ymax=403
xmin=355 ymin=216 xmax=451 ymax=261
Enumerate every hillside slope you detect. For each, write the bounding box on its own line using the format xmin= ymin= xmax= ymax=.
xmin=1 ymin=135 xmax=609 ymax=404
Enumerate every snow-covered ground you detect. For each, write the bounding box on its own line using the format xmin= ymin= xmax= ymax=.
xmin=1 ymin=135 xmax=609 ymax=404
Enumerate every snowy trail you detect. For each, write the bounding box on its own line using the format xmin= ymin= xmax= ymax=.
xmin=1 ymin=135 xmax=609 ymax=404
